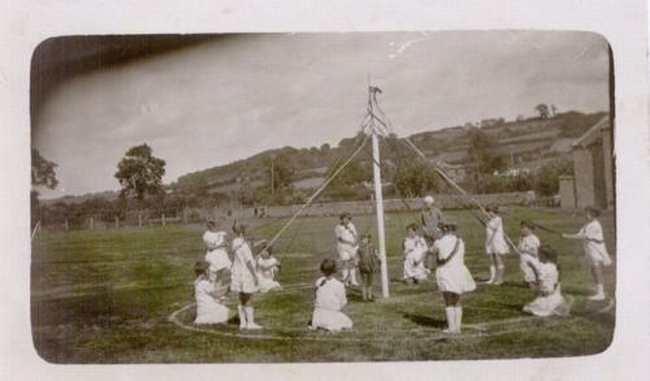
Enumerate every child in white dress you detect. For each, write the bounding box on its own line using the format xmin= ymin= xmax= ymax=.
xmin=432 ymin=222 xmax=476 ymax=334
xmin=334 ymin=213 xmax=360 ymax=287
xmin=231 ymin=222 xmax=263 ymax=330
xmin=310 ymin=258 xmax=353 ymax=332
xmin=203 ymin=219 xmax=231 ymax=283
xmin=193 ymin=260 xmax=230 ymax=325
xmin=403 ymin=223 xmax=429 ymax=284
xmin=522 ymin=246 xmax=572 ymax=317
xmin=562 ymin=207 xmax=612 ymax=301
xmin=518 ymin=220 xmax=541 ymax=291
xmin=484 ymin=206 xmax=510 ymax=285
xmin=256 ymin=246 xmax=282 ymax=293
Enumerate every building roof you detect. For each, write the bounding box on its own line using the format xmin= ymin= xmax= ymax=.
xmin=571 ymin=116 xmax=611 ymax=148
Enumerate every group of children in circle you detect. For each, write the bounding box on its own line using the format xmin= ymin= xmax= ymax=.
xmin=192 ymin=197 xmax=612 ymax=335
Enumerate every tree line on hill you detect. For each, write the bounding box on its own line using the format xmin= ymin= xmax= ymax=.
xmin=31 ymin=110 xmax=604 ymax=229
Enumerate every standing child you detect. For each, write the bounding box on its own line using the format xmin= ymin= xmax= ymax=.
xmin=484 ymin=206 xmax=510 ymax=285
xmin=432 ymin=222 xmax=476 ymax=334
xmin=562 ymin=207 xmax=612 ymax=301
xmin=403 ymin=223 xmax=429 ymax=284
xmin=357 ymin=233 xmax=380 ymax=301
xmin=522 ymin=245 xmax=572 ymax=317
xmin=193 ymin=260 xmax=230 ymax=325
xmin=518 ymin=220 xmax=541 ymax=291
xmin=256 ymin=246 xmax=282 ymax=293
xmin=203 ymin=219 xmax=232 ymax=283
xmin=230 ymin=222 xmax=263 ymax=330
xmin=334 ymin=213 xmax=360 ymax=287
xmin=310 ymin=258 xmax=353 ymax=332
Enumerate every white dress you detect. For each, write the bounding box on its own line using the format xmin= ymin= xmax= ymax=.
xmin=203 ymin=230 xmax=231 ymax=280
xmin=403 ymin=236 xmax=429 ymax=281
xmin=230 ymin=237 xmax=259 ymax=294
xmin=579 ymin=220 xmax=612 ymax=266
xmin=522 ymin=261 xmax=571 ymax=317
xmin=256 ymin=256 xmax=282 ymax=293
xmin=194 ymin=277 xmax=229 ymax=324
xmin=335 ymin=223 xmax=358 ymax=261
xmin=433 ymin=235 xmax=476 ymax=294
xmin=311 ymin=277 xmax=353 ymax=332
xmin=485 ymin=216 xmax=510 ymax=255
xmin=518 ymin=234 xmax=541 ymax=283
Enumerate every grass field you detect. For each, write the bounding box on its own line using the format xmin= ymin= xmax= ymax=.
xmin=31 ymin=207 xmax=616 ymax=363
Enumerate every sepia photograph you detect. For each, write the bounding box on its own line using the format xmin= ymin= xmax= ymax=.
xmin=30 ymin=31 xmax=618 ymax=363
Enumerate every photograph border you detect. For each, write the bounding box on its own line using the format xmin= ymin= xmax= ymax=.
xmin=2 ymin=0 xmax=648 ymax=380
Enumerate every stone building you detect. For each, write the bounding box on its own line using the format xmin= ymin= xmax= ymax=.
xmin=559 ymin=116 xmax=614 ymax=210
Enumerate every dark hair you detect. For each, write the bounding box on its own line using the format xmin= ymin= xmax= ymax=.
xmin=206 ymin=219 xmax=218 ymax=229
xmin=194 ymin=260 xmax=210 ymax=276
xmin=520 ymin=220 xmax=535 ymax=230
xmin=539 ymin=245 xmax=558 ymax=264
xmin=441 ymin=221 xmax=457 ymax=233
xmin=585 ymin=206 xmax=600 ymax=217
xmin=406 ymin=222 xmax=419 ymax=231
xmin=339 ymin=212 xmax=351 ymax=220
xmin=320 ymin=258 xmax=338 ymax=276
xmin=486 ymin=205 xmax=499 ymax=214
xmin=232 ymin=221 xmax=246 ymax=235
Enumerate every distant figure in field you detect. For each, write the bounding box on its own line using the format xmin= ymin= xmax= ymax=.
xmin=357 ymin=233 xmax=381 ymax=301
xmin=421 ymin=195 xmax=445 ymax=269
xmin=334 ymin=213 xmax=360 ymax=287
xmin=403 ymin=223 xmax=429 ymax=284
xmin=518 ymin=220 xmax=541 ymax=291
xmin=231 ymin=222 xmax=263 ymax=330
xmin=562 ymin=207 xmax=612 ymax=301
xmin=256 ymin=245 xmax=282 ymax=293
xmin=193 ymin=260 xmax=230 ymax=325
xmin=484 ymin=205 xmax=510 ymax=285
xmin=309 ymin=258 xmax=353 ymax=332
xmin=522 ymin=245 xmax=572 ymax=317
xmin=431 ymin=222 xmax=476 ymax=334
xmin=203 ymin=219 xmax=231 ymax=283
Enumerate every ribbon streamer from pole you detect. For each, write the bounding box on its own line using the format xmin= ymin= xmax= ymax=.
xmin=401 ymin=136 xmax=522 ymax=255
xmin=263 ymin=134 xmax=370 ymax=250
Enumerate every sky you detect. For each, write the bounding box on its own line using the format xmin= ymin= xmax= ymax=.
xmin=31 ymin=31 xmax=611 ymax=199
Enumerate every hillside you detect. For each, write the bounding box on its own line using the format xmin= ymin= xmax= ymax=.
xmin=173 ymin=110 xmax=607 ymax=196
xmin=44 ymin=110 xmax=607 ymax=206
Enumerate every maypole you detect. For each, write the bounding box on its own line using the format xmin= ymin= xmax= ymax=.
xmin=366 ymin=85 xmax=389 ymax=298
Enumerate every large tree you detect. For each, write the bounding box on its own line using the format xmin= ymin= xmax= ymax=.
xmin=393 ymin=158 xmax=439 ymax=198
xmin=32 ymin=148 xmax=58 ymax=190
xmin=466 ymin=128 xmax=505 ymax=193
xmin=535 ymin=103 xmax=550 ymax=119
xmin=31 ymin=149 xmax=58 ymax=226
xmin=266 ymin=153 xmax=294 ymax=196
xmin=115 ymin=143 xmax=166 ymax=200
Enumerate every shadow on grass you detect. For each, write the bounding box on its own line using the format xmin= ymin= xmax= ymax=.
xmin=561 ymin=285 xmax=594 ymax=296
xmin=401 ymin=312 xmax=447 ymax=329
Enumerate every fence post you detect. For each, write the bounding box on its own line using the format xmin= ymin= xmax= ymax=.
xmin=138 ymin=213 xmax=142 ymax=228
xmin=64 ymin=218 xmax=69 ymax=232
xmin=89 ymin=217 xmax=94 ymax=230
xmin=162 ymin=214 xmax=166 ymax=226
xmin=115 ymin=216 xmax=119 ymax=229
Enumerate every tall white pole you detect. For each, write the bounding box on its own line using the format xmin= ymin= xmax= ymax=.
xmin=372 ymin=128 xmax=389 ymax=298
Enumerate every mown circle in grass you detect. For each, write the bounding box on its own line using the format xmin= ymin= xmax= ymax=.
xmin=169 ymin=282 xmax=614 ymax=342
